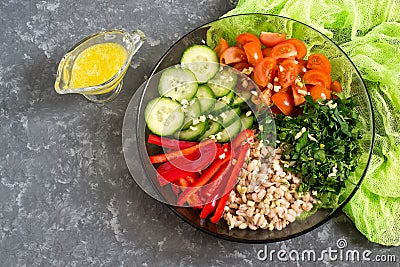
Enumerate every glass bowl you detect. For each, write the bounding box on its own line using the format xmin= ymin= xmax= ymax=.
xmin=134 ymin=14 xmax=374 ymax=243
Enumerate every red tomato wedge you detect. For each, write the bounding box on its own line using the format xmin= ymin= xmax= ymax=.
xmin=303 ymin=69 xmax=332 ymax=88
xmin=214 ymin=38 xmax=229 ymax=58
xmin=260 ymin=32 xmax=286 ymax=47
xmin=236 ymin=33 xmax=261 ymax=47
xmin=271 ymin=92 xmax=294 ymax=116
xmin=307 ymin=53 xmax=332 ymax=74
xmin=278 ymin=59 xmax=300 ymax=88
xmin=331 ymin=80 xmax=343 ymax=93
xmin=220 ymin=47 xmax=247 ymax=65
xmin=243 ymin=42 xmax=263 ymax=66
xmin=282 ymin=38 xmax=307 ymax=59
xmin=291 ymin=83 xmax=307 ymax=106
xmin=253 ymin=57 xmax=277 ymax=87
xmin=309 ymin=85 xmax=331 ymax=101
xmin=271 ymin=42 xmax=297 ymax=59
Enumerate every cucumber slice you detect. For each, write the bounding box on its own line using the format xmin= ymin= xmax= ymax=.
xmin=198 ymin=120 xmax=221 ymax=141
xmin=207 ymin=67 xmax=238 ymax=97
xmin=240 ymin=113 xmax=254 ymax=130
xmin=183 ymin=98 xmax=201 ymax=126
xmin=174 ymin=121 xmax=208 ymax=141
xmin=218 ymin=90 xmax=235 ymax=105
xmin=145 ymin=97 xmax=185 ymax=136
xmin=196 ymin=85 xmax=216 ymax=114
xmin=158 ymin=67 xmax=198 ymax=102
xmin=220 ymin=107 xmax=241 ymax=127
xmin=212 ymin=101 xmax=229 ymax=114
xmin=218 ymin=119 xmax=242 ymax=143
xmin=232 ymin=91 xmax=252 ymax=107
xmin=181 ymin=45 xmax=219 ymax=83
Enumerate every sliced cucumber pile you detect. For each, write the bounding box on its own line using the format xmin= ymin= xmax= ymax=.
xmin=145 ymin=44 xmax=256 ymax=141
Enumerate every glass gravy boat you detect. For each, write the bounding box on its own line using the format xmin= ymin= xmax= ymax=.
xmin=54 ymin=29 xmax=145 ymax=103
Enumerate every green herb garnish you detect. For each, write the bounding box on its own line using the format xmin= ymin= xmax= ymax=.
xmin=274 ymin=96 xmax=362 ymax=207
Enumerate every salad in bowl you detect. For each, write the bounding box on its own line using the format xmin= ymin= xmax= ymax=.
xmin=135 ymin=14 xmax=374 ymax=242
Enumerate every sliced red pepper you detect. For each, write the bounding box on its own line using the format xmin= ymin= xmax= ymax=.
xmin=148 ymin=134 xmax=198 ymax=150
xmin=210 ymin=143 xmax=250 ymax=224
xmin=231 ymin=129 xmax=254 ymax=151
xmin=149 ymin=139 xmax=215 ymax=164
xmin=199 ymin=162 xmax=231 ymax=219
xmin=156 ymin=162 xmax=194 ymax=186
xmin=176 ymin=145 xmax=231 ymax=206
xmin=184 ymin=172 xmax=198 ymax=184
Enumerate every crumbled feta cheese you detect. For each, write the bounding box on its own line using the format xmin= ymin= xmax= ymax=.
xmin=241 ymin=79 xmax=249 ymax=88
xmin=302 ymin=67 xmax=307 ymax=73
xmin=208 ymin=114 xmax=214 ymax=120
xmin=267 ymin=83 xmax=274 ymax=90
xmin=219 ymin=153 xmax=226 ymax=159
xmin=189 ymin=126 xmax=197 ymax=131
xmin=246 ymin=111 xmax=252 ymax=117
xmin=192 ymin=117 xmax=200 ymax=125
xmin=181 ymin=99 xmax=189 ymax=105
xmin=294 ymin=60 xmax=299 ymax=64
xmin=223 ymin=148 xmax=228 ymax=152
xmin=220 ymin=96 xmax=229 ymax=104
xmin=189 ymin=99 xmax=196 ymax=105
xmin=201 ymin=39 xmax=206 ymax=44
xmin=220 ymin=112 xmax=227 ymax=119
xmin=298 ymin=89 xmax=307 ymax=95
xmin=312 ymin=190 xmax=318 ymax=196
xmin=273 ymin=85 xmax=281 ymax=92
xmin=250 ymin=90 xmax=258 ymax=96
xmin=216 ymin=131 xmax=222 ymax=140
xmin=279 ymin=65 xmax=284 ymax=72
xmin=308 ymin=134 xmax=318 ymax=142
xmin=274 ymin=77 xmax=279 ymax=82
xmin=294 ymin=127 xmax=307 ymax=140
xmin=199 ymin=115 xmax=206 ymax=122
xmin=209 ymin=134 xmax=216 ymax=140
xmin=328 ymin=172 xmax=336 ymax=177
xmin=259 ymin=125 xmax=264 ymax=131
xmin=326 ymin=100 xmax=338 ymax=109
xmin=241 ymin=67 xmax=254 ymax=75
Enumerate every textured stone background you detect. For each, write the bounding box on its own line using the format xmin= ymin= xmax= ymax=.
xmin=0 ymin=0 xmax=398 ymax=266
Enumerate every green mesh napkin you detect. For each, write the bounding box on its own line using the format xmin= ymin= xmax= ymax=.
xmin=218 ymin=0 xmax=400 ymax=246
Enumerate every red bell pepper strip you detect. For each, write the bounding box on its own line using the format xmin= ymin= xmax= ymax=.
xmin=184 ymin=172 xmax=198 ymax=184
xmin=156 ymin=162 xmax=194 ymax=186
xmin=150 ymin=139 xmax=215 ymax=164
xmin=200 ymin=162 xmax=232 ymax=219
xmin=167 ymin=141 xmax=217 ymax=173
xmin=177 ymin=146 xmax=231 ymax=206
xmin=200 ymin=161 xmax=230 ymax=200
xmin=231 ymin=129 xmax=254 ymax=151
xmin=148 ymin=134 xmax=198 ymax=150
xmin=210 ymin=143 xmax=250 ymax=224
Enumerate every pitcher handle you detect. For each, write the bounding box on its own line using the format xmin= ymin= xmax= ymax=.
xmin=131 ymin=29 xmax=146 ymax=55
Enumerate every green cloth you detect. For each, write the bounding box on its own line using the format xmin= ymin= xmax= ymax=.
xmin=222 ymin=0 xmax=400 ymax=246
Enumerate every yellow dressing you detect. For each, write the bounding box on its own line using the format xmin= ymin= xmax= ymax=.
xmin=70 ymin=42 xmax=128 ymax=89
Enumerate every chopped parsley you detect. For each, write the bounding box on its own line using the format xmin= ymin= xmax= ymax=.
xmin=274 ymin=96 xmax=362 ymax=207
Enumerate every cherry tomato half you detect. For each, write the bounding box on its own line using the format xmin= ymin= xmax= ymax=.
xmin=291 ymin=83 xmax=307 ymax=106
xmin=278 ymin=59 xmax=300 ymax=88
xmin=282 ymin=38 xmax=307 ymax=59
xmin=236 ymin=33 xmax=261 ymax=47
xmin=253 ymin=57 xmax=277 ymax=87
xmin=307 ymin=53 xmax=332 ymax=74
xmin=243 ymin=42 xmax=263 ymax=66
xmin=309 ymin=85 xmax=331 ymax=101
xmin=220 ymin=47 xmax=247 ymax=65
xmin=214 ymin=38 xmax=229 ymax=58
xmin=271 ymin=92 xmax=294 ymax=116
xmin=331 ymin=80 xmax=343 ymax=93
xmin=271 ymin=42 xmax=297 ymax=59
xmin=260 ymin=32 xmax=286 ymax=47
xmin=302 ymin=69 xmax=332 ymax=88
